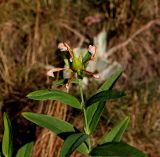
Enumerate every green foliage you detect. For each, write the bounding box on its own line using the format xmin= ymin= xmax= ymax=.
xmin=27 ymin=89 xmax=81 ymax=109
xmin=85 ymin=69 xmax=123 ymax=134
xmin=99 ymin=116 xmax=130 ymax=144
xmin=90 ymin=142 xmax=148 ymax=157
xmin=22 ymin=68 xmax=147 ymax=157
xmin=16 ymin=142 xmax=33 ymax=157
xmin=85 ymin=90 xmax=125 ymax=108
xmin=22 ymin=112 xmax=75 ymax=134
xmin=2 ymin=112 xmax=12 ymax=157
xmin=59 ymin=133 xmax=89 ymax=157
xmin=2 ymin=113 xmax=34 ymax=157
xmin=72 ymin=57 xmax=84 ymax=72
xmin=22 ymin=112 xmax=89 ymax=154
xmin=82 ymin=51 xmax=92 ymax=65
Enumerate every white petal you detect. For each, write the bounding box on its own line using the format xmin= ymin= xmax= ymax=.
xmin=88 ymin=45 xmax=97 ymax=60
xmin=88 ymin=45 xmax=96 ymax=54
xmin=93 ymin=74 xmax=100 ymax=79
xmin=47 ymin=68 xmax=67 ymax=77
xmin=58 ymin=43 xmax=68 ymax=51
xmin=47 ymin=70 xmax=55 ymax=77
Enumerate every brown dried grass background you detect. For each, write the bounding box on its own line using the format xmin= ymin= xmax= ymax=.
xmin=32 ymin=101 xmax=68 ymax=157
xmin=0 ymin=0 xmax=160 ymax=157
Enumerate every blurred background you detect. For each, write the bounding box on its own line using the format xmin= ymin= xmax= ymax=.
xmin=0 ymin=0 xmax=160 ymax=157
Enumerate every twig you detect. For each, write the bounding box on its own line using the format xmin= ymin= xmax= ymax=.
xmin=154 ymin=0 xmax=159 ymax=18
xmin=105 ymin=19 xmax=160 ymax=58
xmin=59 ymin=22 xmax=89 ymax=46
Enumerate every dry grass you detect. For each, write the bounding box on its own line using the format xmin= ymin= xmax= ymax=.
xmin=103 ymin=80 xmax=160 ymax=157
xmin=32 ymin=100 xmax=68 ymax=157
xmin=0 ymin=0 xmax=160 ymax=157
xmin=106 ymin=19 xmax=160 ymax=86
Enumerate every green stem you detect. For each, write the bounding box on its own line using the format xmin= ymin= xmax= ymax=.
xmin=79 ymin=79 xmax=84 ymax=107
xmin=78 ymin=79 xmax=88 ymax=132
xmin=78 ymin=79 xmax=91 ymax=153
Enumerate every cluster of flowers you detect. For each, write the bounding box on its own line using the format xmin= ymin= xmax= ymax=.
xmin=47 ymin=42 xmax=99 ymax=88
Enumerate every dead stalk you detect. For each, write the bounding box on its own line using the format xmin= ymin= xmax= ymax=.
xmin=105 ymin=19 xmax=160 ymax=58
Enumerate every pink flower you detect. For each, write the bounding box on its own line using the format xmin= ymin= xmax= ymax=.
xmin=47 ymin=43 xmax=99 ymax=90
xmin=58 ymin=42 xmax=74 ymax=58
xmin=47 ymin=67 xmax=68 ymax=77
xmin=88 ymin=45 xmax=97 ymax=61
xmin=58 ymin=43 xmax=68 ymax=51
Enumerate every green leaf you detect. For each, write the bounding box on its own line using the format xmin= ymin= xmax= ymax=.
xmin=60 ymin=133 xmax=89 ymax=157
xmin=85 ymin=101 xmax=105 ymax=134
xmin=85 ymin=69 xmax=123 ymax=134
xmin=97 ymin=69 xmax=123 ymax=92
xmin=100 ymin=117 xmax=130 ymax=144
xmin=22 ymin=112 xmax=75 ymax=135
xmin=52 ymin=79 xmax=68 ymax=87
xmin=27 ymin=89 xmax=81 ymax=109
xmin=77 ymin=144 xmax=89 ymax=155
xmin=16 ymin=142 xmax=33 ymax=157
xmin=22 ymin=112 xmax=88 ymax=154
xmin=2 ymin=112 xmax=13 ymax=157
xmin=82 ymin=51 xmax=92 ymax=65
xmin=85 ymin=90 xmax=125 ymax=108
xmin=90 ymin=142 xmax=148 ymax=157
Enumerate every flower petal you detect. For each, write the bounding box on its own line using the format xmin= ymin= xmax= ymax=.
xmin=63 ymin=42 xmax=74 ymax=58
xmin=88 ymin=45 xmax=97 ymax=60
xmin=47 ymin=68 xmax=68 ymax=77
xmin=58 ymin=42 xmax=74 ymax=58
xmin=93 ymin=74 xmax=100 ymax=79
xmin=58 ymin=43 xmax=68 ymax=51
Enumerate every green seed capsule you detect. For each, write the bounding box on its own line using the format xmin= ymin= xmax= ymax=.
xmin=71 ymin=57 xmax=84 ymax=72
